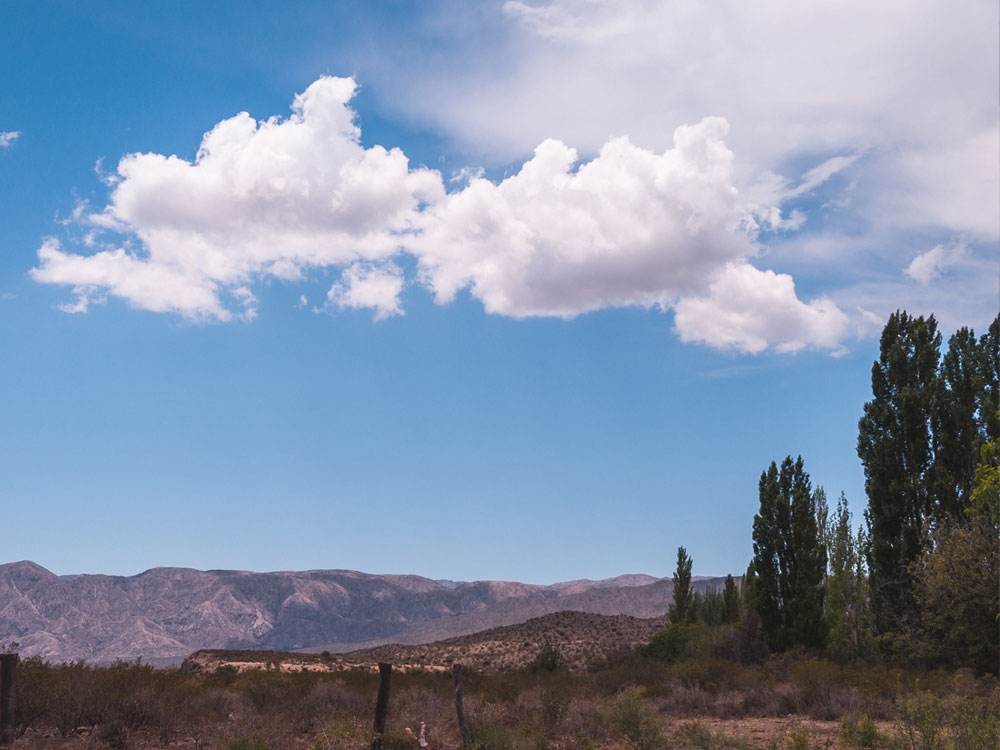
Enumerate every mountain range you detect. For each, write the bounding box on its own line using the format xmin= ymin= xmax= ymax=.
xmin=0 ymin=560 xmax=727 ymax=663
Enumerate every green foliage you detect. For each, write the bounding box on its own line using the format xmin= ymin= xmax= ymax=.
xmin=670 ymin=546 xmax=695 ymax=624
xmin=472 ymin=723 xmax=528 ymax=750
xmin=858 ymin=311 xmax=942 ymax=637
xmin=859 ymin=312 xmax=999 ymax=644
xmin=932 ymin=326 xmax=987 ymax=516
xmin=970 ymin=434 xmax=1000 ymax=521
xmin=895 ymin=691 xmax=946 ymax=750
xmin=825 ymin=493 xmax=873 ymax=661
xmin=948 ymin=694 xmax=1000 ymax=750
xmin=608 ymin=686 xmax=663 ymax=750
xmin=840 ymin=714 xmax=885 ymax=749
xmin=641 ymin=623 xmax=694 ymax=662
xmin=907 ymin=515 xmax=999 ymax=673
xmin=699 ymin=587 xmax=726 ymax=626
xmin=529 ymin=642 xmax=562 ymax=672
xmin=783 ymin=728 xmax=812 ymax=750
xmin=722 ymin=574 xmax=741 ymax=624
xmin=752 ymin=456 xmax=827 ymax=651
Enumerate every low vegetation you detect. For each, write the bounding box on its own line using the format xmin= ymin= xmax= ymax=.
xmin=5 ymin=632 xmax=997 ymax=749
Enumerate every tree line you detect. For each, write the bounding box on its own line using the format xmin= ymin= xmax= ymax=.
xmin=659 ymin=311 xmax=999 ymax=674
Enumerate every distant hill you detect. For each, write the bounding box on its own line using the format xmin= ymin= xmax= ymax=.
xmin=184 ymin=609 xmax=674 ymax=674
xmin=0 ymin=560 xmax=729 ymax=663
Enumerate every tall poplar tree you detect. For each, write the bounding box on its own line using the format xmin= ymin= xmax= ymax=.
xmin=752 ymin=456 xmax=827 ymax=651
xmin=722 ymin=574 xmax=741 ymax=624
xmin=669 ymin=546 xmax=694 ymax=624
xmin=857 ymin=311 xmax=941 ymax=636
xmin=824 ymin=493 xmax=871 ymax=660
xmin=933 ymin=326 xmax=987 ymax=517
xmin=979 ymin=317 xmax=1000 ymax=441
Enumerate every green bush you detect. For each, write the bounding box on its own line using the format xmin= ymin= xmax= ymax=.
xmin=642 ymin=624 xmax=694 ymax=663
xmin=472 ymin=723 xmax=528 ymax=750
xmin=608 ymin=686 xmax=663 ymax=750
xmin=841 ymin=714 xmax=885 ymax=749
xmin=895 ymin=691 xmax=946 ymax=750
xmin=529 ymin=642 xmax=562 ymax=673
xmin=948 ymin=695 xmax=1000 ymax=750
xmin=784 ymin=728 xmax=812 ymax=750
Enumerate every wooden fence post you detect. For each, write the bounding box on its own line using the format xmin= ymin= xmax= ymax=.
xmin=372 ymin=662 xmax=392 ymax=749
xmin=0 ymin=653 xmax=17 ymax=748
xmin=453 ymin=663 xmax=472 ymax=748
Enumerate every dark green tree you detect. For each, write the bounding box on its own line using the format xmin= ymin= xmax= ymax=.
xmin=752 ymin=456 xmax=827 ymax=651
xmin=908 ymin=514 xmax=998 ymax=674
xmin=722 ymin=574 xmax=741 ymax=624
xmin=932 ymin=326 xmax=986 ymax=517
xmin=669 ymin=546 xmax=694 ymax=624
xmin=698 ymin=587 xmax=725 ymax=626
xmin=857 ymin=311 xmax=942 ymax=637
xmin=741 ymin=560 xmax=758 ymax=616
xmin=979 ymin=318 xmax=1000 ymax=442
xmin=824 ymin=493 xmax=871 ymax=660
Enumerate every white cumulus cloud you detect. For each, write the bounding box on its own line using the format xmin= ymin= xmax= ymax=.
xmin=32 ymin=77 xmax=848 ymax=353
xmin=0 ymin=131 xmax=20 ymax=148
xmin=32 ymin=77 xmax=443 ymax=321
xmin=412 ymin=118 xmax=758 ymax=317
xmin=327 ymin=262 xmax=405 ymax=320
xmin=673 ymin=263 xmax=849 ymax=354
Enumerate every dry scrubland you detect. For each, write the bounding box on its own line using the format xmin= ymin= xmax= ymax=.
xmin=5 ymin=616 xmax=998 ymax=750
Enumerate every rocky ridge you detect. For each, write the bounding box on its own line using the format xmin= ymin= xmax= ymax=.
xmin=0 ymin=560 xmax=727 ymax=664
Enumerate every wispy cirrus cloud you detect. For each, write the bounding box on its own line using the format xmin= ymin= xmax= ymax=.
xmin=356 ymin=0 xmax=998 ymax=329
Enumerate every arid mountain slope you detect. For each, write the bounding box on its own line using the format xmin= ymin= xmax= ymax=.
xmin=0 ymin=560 xmax=727 ymax=663
xmin=184 ymin=609 xmax=674 ymax=674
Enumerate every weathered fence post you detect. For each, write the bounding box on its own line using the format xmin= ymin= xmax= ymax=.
xmin=372 ymin=662 xmax=392 ymax=749
xmin=0 ymin=653 xmax=17 ymax=748
xmin=453 ymin=662 xmax=472 ymax=748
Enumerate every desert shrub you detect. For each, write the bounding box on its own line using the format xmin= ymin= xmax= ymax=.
xmin=642 ymin=624 xmax=695 ymax=662
xmin=680 ymin=721 xmax=752 ymax=749
xmin=311 ymin=715 xmax=375 ymax=749
xmin=789 ymin=658 xmax=857 ymax=719
xmin=562 ymin=697 xmax=611 ymax=745
xmin=655 ymin=684 xmax=714 ymax=716
xmin=841 ymin=714 xmax=885 ymax=749
xmin=784 ymin=727 xmax=813 ymax=750
xmin=681 ymin=720 xmax=714 ymax=749
xmin=895 ymin=691 xmax=946 ymax=750
xmin=670 ymin=657 xmax=744 ymax=692
xmin=539 ymin=687 xmax=569 ymax=727
xmin=472 ymin=723 xmax=528 ymax=750
xmin=11 ymin=656 xmax=55 ymax=737
xmin=529 ymin=642 xmax=562 ymax=673
xmin=234 ymin=669 xmax=292 ymax=711
xmin=607 ymin=686 xmax=663 ymax=750
xmin=947 ymin=694 xmax=1000 ymax=750
xmin=228 ymin=737 xmax=271 ymax=750
xmin=95 ymin=717 xmax=131 ymax=749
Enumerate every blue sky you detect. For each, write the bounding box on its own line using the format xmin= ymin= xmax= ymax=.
xmin=1 ymin=1 xmax=996 ymax=583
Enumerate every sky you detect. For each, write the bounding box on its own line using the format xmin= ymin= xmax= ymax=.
xmin=0 ymin=0 xmax=997 ymax=583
